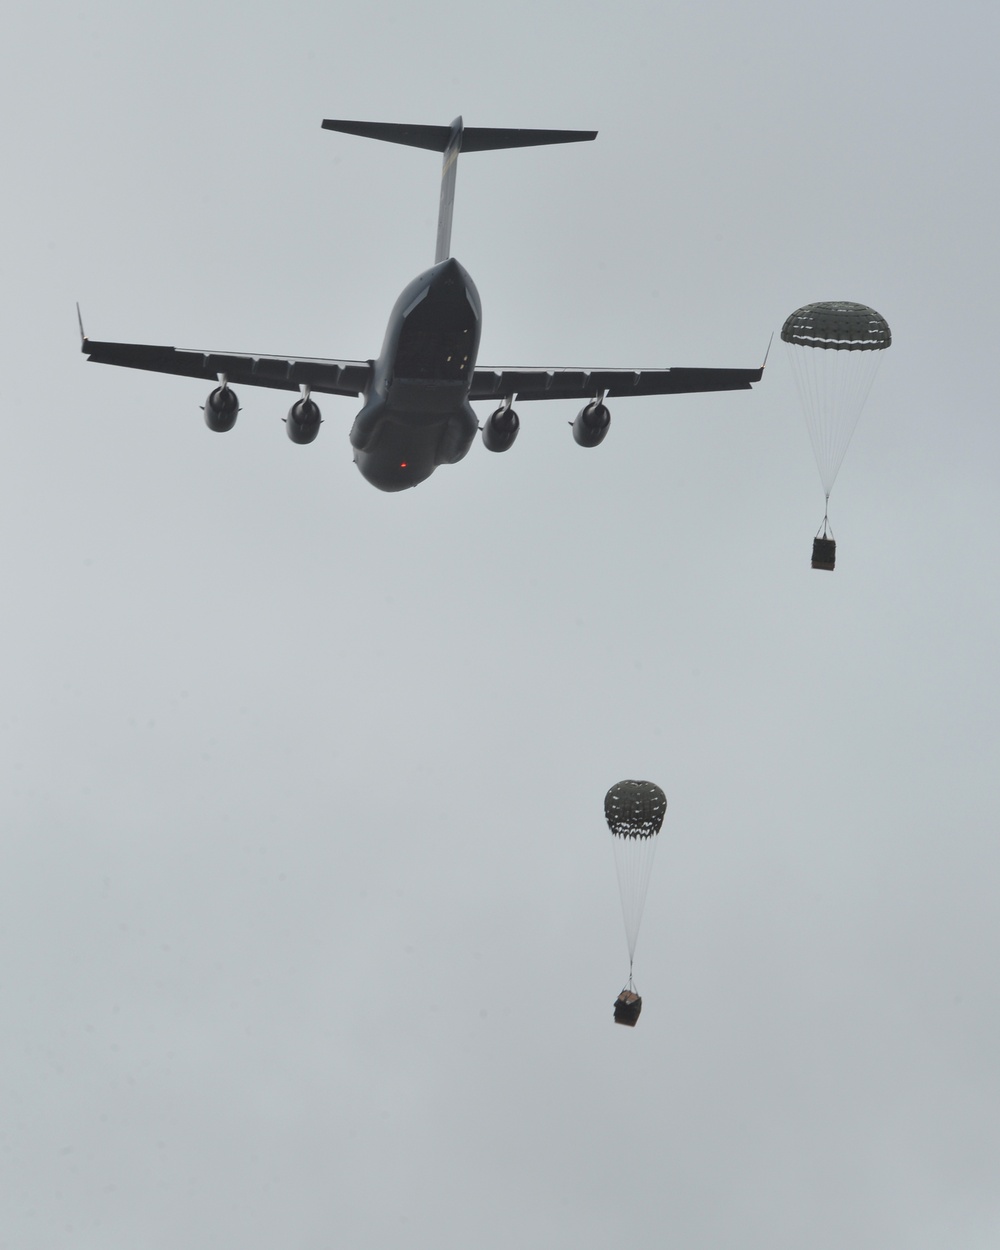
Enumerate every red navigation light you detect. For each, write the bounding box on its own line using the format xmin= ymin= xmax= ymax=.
xmin=400 ymin=462 xmax=407 ymax=468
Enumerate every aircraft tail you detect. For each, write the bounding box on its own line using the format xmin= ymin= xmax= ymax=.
xmin=322 ymin=116 xmax=597 ymax=263
xmin=321 ymin=118 xmax=597 ymax=153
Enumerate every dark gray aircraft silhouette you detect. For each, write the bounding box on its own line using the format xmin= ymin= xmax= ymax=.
xmin=81 ymin=117 xmax=763 ymax=492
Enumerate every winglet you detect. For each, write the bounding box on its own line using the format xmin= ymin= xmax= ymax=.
xmin=77 ymin=303 xmax=87 ymax=347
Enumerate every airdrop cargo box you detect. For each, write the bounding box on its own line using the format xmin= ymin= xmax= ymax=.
xmin=812 ymin=536 xmax=836 ymax=571
xmin=614 ymin=989 xmax=642 ymax=1027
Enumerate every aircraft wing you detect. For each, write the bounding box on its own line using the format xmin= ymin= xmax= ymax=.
xmin=469 ymin=364 xmax=763 ymax=402
xmin=81 ymin=336 xmax=372 ymax=398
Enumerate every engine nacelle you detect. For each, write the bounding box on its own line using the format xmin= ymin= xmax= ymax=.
xmin=572 ymin=401 xmax=611 ymax=448
xmin=286 ymin=396 xmax=322 ymax=445
xmin=481 ymin=405 xmax=520 ymax=453
xmin=203 ymin=384 xmax=239 ymax=432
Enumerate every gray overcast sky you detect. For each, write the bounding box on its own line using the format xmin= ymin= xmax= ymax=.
xmin=1 ymin=0 xmax=998 ymax=1246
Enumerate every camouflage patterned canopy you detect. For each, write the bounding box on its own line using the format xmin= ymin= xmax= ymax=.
xmin=781 ymin=301 xmax=891 ymax=352
xmin=604 ymin=780 xmax=667 ymax=840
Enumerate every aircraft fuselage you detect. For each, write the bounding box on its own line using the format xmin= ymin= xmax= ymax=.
xmin=350 ymin=256 xmax=482 ymax=491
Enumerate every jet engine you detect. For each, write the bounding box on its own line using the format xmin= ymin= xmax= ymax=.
xmin=286 ymin=395 xmax=322 ymax=444
xmin=203 ymin=384 xmax=239 ymax=432
xmin=572 ymin=400 xmax=611 ymax=447
xmin=481 ymin=405 xmax=520 ymax=452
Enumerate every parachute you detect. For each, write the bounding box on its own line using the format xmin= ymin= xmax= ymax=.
xmin=782 ymin=301 xmax=891 ymax=570
xmin=605 ymin=779 xmax=667 ymax=1025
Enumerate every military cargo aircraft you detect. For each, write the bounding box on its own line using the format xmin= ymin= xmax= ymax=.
xmin=81 ymin=117 xmax=763 ymax=492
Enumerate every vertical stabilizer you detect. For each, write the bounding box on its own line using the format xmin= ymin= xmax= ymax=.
xmin=321 ymin=117 xmax=597 ymax=264
xmin=436 ymin=117 xmax=463 ymax=264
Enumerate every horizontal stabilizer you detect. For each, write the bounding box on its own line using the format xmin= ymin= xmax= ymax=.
xmin=321 ymin=119 xmax=596 ymax=152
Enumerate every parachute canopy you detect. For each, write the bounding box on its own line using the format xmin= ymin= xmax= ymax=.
xmin=781 ymin=300 xmax=891 ymax=503
xmin=605 ymin=780 xmax=666 ymax=839
xmin=781 ymin=302 xmax=891 ymax=352
xmin=605 ymin=780 xmax=666 ymax=966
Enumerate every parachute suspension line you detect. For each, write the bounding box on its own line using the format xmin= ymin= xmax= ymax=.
xmin=612 ymin=825 xmax=659 ymax=961
xmin=816 ymin=497 xmax=834 ymax=540
xmin=816 ymin=516 xmax=835 ymax=540
xmin=786 ymin=337 xmax=885 ymax=501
